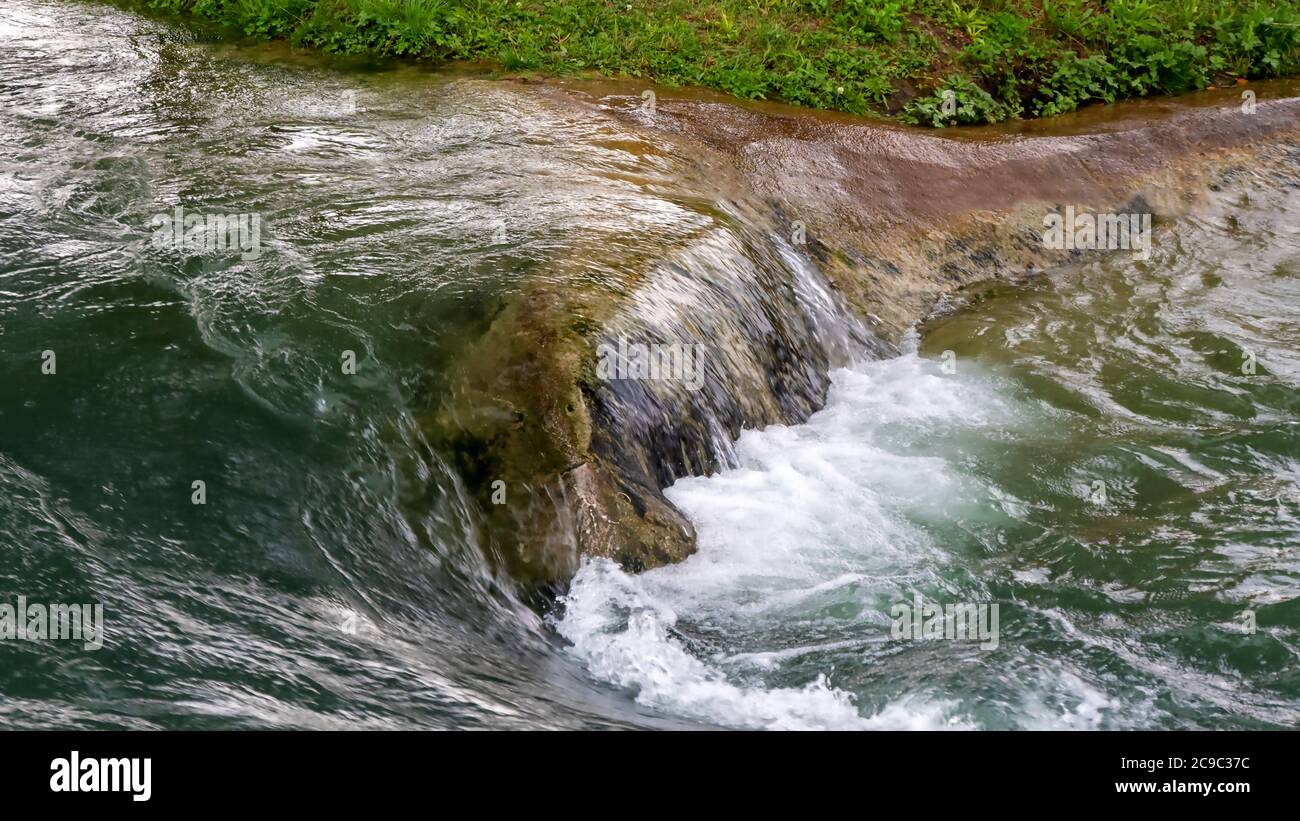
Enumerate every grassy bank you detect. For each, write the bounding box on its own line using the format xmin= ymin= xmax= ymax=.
xmin=128 ymin=0 xmax=1300 ymax=124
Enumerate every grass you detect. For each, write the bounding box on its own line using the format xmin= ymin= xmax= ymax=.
xmin=119 ymin=0 xmax=1300 ymax=124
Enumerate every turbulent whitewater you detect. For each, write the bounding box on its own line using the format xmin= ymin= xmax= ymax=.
xmin=1 ymin=0 xmax=1298 ymax=730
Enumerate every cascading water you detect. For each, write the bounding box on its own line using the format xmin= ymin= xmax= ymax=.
xmin=2 ymin=0 xmax=1297 ymax=731
xmin=555 ymin=174 xmax=1300 ymax=730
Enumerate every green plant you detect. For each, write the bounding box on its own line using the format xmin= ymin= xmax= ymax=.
xmin=1216 ymin=3 xmax=1300 ymax=75
xmin=1034 ymin=53 xmax=1120 ymax=114
xmin=1043 ymin=0 xmax=1099 ymax=40
xmin=114 ymin=0 xmax=1300 ymax=126
xmin=948 ymin=1 xmax=990 ymax=40
xmin=901 ymin=73 xmax=1011 ymax=125
xmin=1108 ymin=0 xmax=1160 ymax=31
xmin=837 ymin=0 xmax=907 ymax=43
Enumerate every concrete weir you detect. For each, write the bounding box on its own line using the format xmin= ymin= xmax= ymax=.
xmin=434 ymin=79 xmax=1300 ymax=589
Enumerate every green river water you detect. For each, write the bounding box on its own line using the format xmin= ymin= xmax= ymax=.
xmin=1 ymin=0 xmax=1297 ymax=729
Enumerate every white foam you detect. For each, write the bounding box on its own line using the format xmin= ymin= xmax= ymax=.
xmin=555 ymin=558 xmax=872 ymax=730
xmin=554 ymin=352 xmax=1014 ymax=729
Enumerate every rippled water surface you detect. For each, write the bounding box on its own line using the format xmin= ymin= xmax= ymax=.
xmin=1 ymin=0 xmax=709 ymax=729
xmin=559 ymin=184 xmax=1300 ymax=728
xmin=2 ymin=0 xmax=1298 ymax=730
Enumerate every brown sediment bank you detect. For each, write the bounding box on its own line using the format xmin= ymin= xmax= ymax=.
xmin=436 ymin=80 xmax=1300 ymax=589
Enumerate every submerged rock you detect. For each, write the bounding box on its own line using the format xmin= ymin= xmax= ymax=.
xmin=436 ymin=274 xmax=700 ymax=587
xmin=435 ymin=79 xmax=1300 ymax=589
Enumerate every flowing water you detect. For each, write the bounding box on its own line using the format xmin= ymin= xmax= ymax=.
xmin=2 ymin=0 xmax=1298 ymax=730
